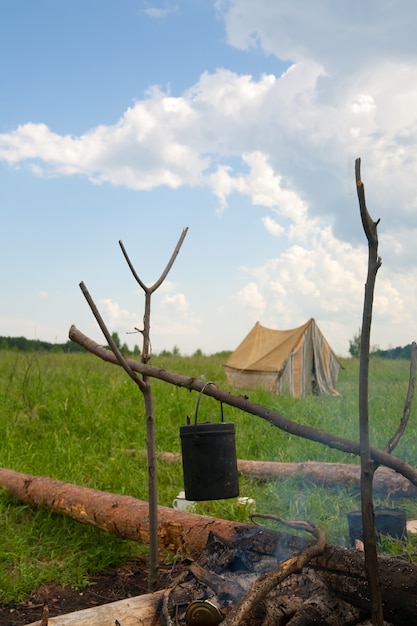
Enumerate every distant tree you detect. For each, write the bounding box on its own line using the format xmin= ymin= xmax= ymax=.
xmin=348 ymin=329 xmax=361 ymax=358
xmin=158 ymin=349 xmax=172 ymax=357
xmin=192 ymin=348 xmax=203 ymax=357
xmin=214 ymin=350 xmax=233 ymax=359
xmin=62 ymin=340 xmax=85 ymax=353
xmin=0 ymin=336 xmax=85 ymax=353
xmin=111 ymin=332 xmax=121 ymax=349
xmin=349 ymin=329 xmax=379 ymax=358
xmin=0 ymin=338 xmax=8 ymax=350
xmin=377 ymin=344 xmax=413 ymax=360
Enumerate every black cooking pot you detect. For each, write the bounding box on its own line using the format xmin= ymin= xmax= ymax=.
xmin=180 ymin=382 xmax=239 ymax=501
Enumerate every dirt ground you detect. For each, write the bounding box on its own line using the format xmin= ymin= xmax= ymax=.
xmin=0 ymin=557 xmax=186 ymax=626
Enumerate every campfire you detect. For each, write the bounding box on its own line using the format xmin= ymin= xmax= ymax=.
xmin=21 ymin=503 xmax=417 ymax=626
xmin=5 ymin=463 xmax=414 ymax=626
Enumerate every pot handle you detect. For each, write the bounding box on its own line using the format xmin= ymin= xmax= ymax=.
xmin=193 ymin=381 xmax=224 ymax=424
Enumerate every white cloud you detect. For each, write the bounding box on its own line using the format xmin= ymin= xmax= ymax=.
xmin=233 ymin=216 xmax=417 ymax=355
xmin=219 ymin=0 xmax=417 ymax=70
xmin=234 ymin=282 xmax=266 ymax=315
xmin=2 ymin=1 xmax=417 ymax=355
xmin=160 ymin=292 xmax=192 ymax=316
xmin=99 ymin=299 xmax=140 ymax=334
xmin=215 ymin=1 xmax=417 ymax=236
xmin=98 ymin=293 xmax=201 ymax=352
xmin=152 ymin=292 xmax=201 ymax=342
xmin=351 ymin=95 xmax=376 ymax=115
xmin=143 ymin=4 xmax=179 ymax=19
xmin=3 ymin=53 xmax=416 ymax=249
xmin=261 ymin=216 xmax=284 ymax=237
xmin=0 ymin=90 xmax=209 ymax=190
xmin=188 ymin=69 xmax=276 ymax=116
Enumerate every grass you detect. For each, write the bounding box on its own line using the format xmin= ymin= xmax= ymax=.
xmin=1 ymin=349 xmax=417 ymax=600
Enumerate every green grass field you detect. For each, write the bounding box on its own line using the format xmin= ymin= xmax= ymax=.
xmin=1 ymin=349 xmax=417 ymax=601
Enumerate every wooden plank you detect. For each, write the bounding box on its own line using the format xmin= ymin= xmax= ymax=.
xmin=26 ymin=590 xmax=165 ymax=626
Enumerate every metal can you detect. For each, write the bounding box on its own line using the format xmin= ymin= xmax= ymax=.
xmin=185 ymin=600 xmax=222 ymax=625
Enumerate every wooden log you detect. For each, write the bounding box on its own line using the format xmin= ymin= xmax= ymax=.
xmin=315 ymin=544 xmax=417 ymax=625
xmin=0 ymin=467 xmax=246 ymax=556
xmin=156 ymin=452 xmax=417 ymax=497
xmin=26 ymin=590 xmax=165 ymax=626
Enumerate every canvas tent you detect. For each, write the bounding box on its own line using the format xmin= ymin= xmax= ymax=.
xmin=224 ymin=319 xmax=342 ymax=397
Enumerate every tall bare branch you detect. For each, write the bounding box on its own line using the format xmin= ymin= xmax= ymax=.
xmin=355 ymin=157 xmax=383 ymax=625
xmin=77 ymin=229 xmax=188 ymax=591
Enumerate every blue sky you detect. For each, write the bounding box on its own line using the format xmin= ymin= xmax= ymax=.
xmin=1 ymin=0 xmax=416 ymax=356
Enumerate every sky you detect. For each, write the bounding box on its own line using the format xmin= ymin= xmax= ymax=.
xmin=1 ymin=0 xmax=416 ymax=357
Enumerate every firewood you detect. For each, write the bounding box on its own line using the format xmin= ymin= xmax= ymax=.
xmin=189 ymin=561 xmax=246 ymax=601
xmin=155 ymin=451 xmax=417 ymax=497
xmin=26 ymin=590 xmax=166 ymax=626
xmin=255 ymin=571 xmax=365 ymax=626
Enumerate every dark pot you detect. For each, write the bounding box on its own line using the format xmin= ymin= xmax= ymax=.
xmin=347 ymin=507 xmax=406 ymax=546
xmin=180 ymin=420 xmax=239 ymax=501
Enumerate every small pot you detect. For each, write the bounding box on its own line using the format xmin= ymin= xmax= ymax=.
xmin=347 ymin=506 xmax=406 ymax=546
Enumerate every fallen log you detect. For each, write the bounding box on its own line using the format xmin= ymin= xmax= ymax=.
xmin=2 ymin=467 xmax=417 ymax=623
xmin=154 ymin=452 xmax=417 ymax=497
xmin=0 ymin=467 xmax=244 ymax=556
xmin=315 ymin=543 xmax=417 ymax=624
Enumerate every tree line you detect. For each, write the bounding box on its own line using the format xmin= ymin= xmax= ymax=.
xmin=1 ymin=331 xmax=412 ymax=360
xmin=348 ymin=329 xmax=413 ymax=360
xmin=0 ymin=332 xmax=140 ymax=356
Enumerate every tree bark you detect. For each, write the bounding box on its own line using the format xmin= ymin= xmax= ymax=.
xmin=316 ymin=543 xmax=417 ymax=625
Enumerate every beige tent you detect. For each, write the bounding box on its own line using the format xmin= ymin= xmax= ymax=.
xmin=224 ymin=319 xmax=342 ymax=397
